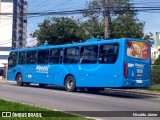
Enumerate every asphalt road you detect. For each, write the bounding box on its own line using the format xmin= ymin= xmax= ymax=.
xmin=0 ymin=80 xmax=160 ymax=120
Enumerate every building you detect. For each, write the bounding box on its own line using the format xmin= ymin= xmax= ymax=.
xmin=156 ymin=32 xmax=160 ymax=46
xmin=151 ymin=46 xmax=160 ymax=64
xmin=151 ymin=32 xmax=160 ymax=64
xmin=0 ymin=0 xmax=27 ymax=78
xmin=0 ymin=0 xmax=13 ymax=65
xmin=12 ymin=0 xmax=27 ymax=49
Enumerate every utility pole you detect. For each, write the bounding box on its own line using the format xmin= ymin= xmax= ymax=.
xmin=103 ymin=0 xmax=111 ymax=39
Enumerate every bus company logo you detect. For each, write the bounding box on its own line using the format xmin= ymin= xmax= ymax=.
xmin=128 ymin=63 xmax=134 ymax=67
xmin=135 ymin=63 xmax=144 ymax=68
xmin=36 ymin=65 xmax=50 ymax=72
xmin=2 ymin=112 xmax=11 ymax=117
xmin=2 ymin=112 xmax=42 ymax=118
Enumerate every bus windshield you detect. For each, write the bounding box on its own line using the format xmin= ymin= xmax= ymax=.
xmin=127 ymin=40 xmax=149 ymax=59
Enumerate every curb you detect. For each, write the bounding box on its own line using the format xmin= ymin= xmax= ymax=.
xmin=1 ymin=80 xmax=160 ymax=96
xmin=0 ymin=79 xmax=6 ymax=82
xmin=0 ymin=79 xmax=14 ymax=83
xmin=104 ymin=88 xmax=160 ymax=96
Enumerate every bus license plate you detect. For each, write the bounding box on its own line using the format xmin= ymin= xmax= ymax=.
xmin=136 ymin=80 xmax=143 ymax=84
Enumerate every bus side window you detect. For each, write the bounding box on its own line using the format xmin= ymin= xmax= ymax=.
xmin=26 ymin=51 xmax=37 ymax=64
xmin=64 ymin=47 xmax=79 ymax=64
xmin=18 ymin=52 xmax=26 ymax=64
xmin=80 ymin=46 xmax=98 ymax=64
xmin=49 ymin=49 xmax=63 ymax=64
xmin=107 ymin=48 xmax=115 ymax=63
xmin=37 ymin=50 xmax=49 ymax=64
xmin=99 ymin=44 xmax=119 ymax=64
xmin=8 ymin=52 xmax=18 ymax=69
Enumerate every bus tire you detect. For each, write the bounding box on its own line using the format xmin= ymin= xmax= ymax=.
xmin=65 ymin=75 xmax=76 ymax=92
xmin=16 ymin=74 xmax=24 ymax=86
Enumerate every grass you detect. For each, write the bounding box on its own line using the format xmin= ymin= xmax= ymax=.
xmin=149 ymin=84 xmax=160 ymax=92
xmin=0 ymin=99 xmax=92 ymax=120
xmin=137 ymin=84 xmax=160 ymax=94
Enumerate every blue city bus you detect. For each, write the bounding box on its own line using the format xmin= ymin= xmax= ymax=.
xmin=7 ymin=38 xmax=151 ymax=92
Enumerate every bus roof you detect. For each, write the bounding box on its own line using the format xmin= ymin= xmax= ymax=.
xmin=10 ymin=38 xmax=149 ymax=52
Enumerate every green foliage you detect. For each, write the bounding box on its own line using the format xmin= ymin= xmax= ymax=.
xmin=151 ymin=55 xmax=160 ymax=85
xmin=84 ymin=0 xmax=136 ymax=18
xmin=32 ymin=16 xmax=105 ymax=45
xmin=151 ymin=66 xmax=160 ymax=85
xmin=111 ymin=13 xmax=144 ymax=38
xmin=84 ymin=0 xmax=145 ymax=39
xmin=143 ymin=32 xmax=154 ymax=44
xmin=32 ymin=17 xmax=88 ymax=45
xmin=80 ymin=17 xmax=104 ymax=38
xmin=33 ymin=0 xmax=155 ymax=45
xmin=149 ymin=84 xmax=160 ymax=91
xmin=154 ymin=55 xmax=160 ymax=65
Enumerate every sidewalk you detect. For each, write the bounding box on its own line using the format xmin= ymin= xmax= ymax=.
xmin=0 ymin=77 xmax=8 ymax=82
xmin=134 ymin=89 xmax=160 ymax=95
xmin=105 ymin=88 xmax=160 ymax=96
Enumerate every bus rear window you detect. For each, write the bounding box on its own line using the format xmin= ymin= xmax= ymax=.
xmin=127 ymin=40 xmax=149 ymax=59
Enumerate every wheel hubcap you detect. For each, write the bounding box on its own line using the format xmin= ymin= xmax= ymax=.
xmin=17 ymin=76 xmax=21 ymax=84
xmin=67 ymin=80 xmax=73 ymax=89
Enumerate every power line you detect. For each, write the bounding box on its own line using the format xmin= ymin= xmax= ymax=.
xmin=40 ymin=0 xmax=71 ymax=13
xmin=1 ymin=6 xmax=160 ymax=16
xmin=0 ymin=36 xmax=36 ymax=46
xmin=29 ymin=0 xmax=56 ymax=11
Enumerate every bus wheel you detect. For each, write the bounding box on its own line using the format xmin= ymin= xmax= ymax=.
xmin=16 ymin=74 xmax=24 ymax=86
xmin=65 ymin=76 xmax=76 ymax=92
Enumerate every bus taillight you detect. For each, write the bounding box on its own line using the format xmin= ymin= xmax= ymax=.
xmin=124 ymin=62 xmax=128 ymax=78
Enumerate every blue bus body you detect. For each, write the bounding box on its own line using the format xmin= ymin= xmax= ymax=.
xmin=7 ymin=38 xmax=151 ymax=91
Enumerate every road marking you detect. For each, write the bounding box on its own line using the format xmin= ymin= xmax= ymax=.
xmin=2 ymin=84 xmax=18 ymax=88
xmin=2 ymin=82 xmax=160 ymax=98
xmin=1 ymin=85 xmax=8 ymax=87
xmin=51 ymin=90 xmax=96 ymax=98
xmin=1 ymin=84 xmax=96 ymax=98
xmin=7 ymin=81 xmax=16 ymax=83
xmin=0 ymin=80 xmax=16 ymax=83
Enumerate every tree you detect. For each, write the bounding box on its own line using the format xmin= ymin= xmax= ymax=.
xmin=111 ymin=13 xmax=144 ymax=38
xmin=154 ymin=55 xmax=160 ymax=65
xmin=84 ymin=0 xmax=146 ymax=39
xmin=142 ymin=32 xmax=154 ymax=44
xmin=32 ymin=17 xmax=87 ymax=45
xmin=80 ymin=16 xmax=104 ymax=38
xmin=151 ymin=55 xmax=160 ymax=85
xmin=84 ymin=0 xmax=136 ymax=19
